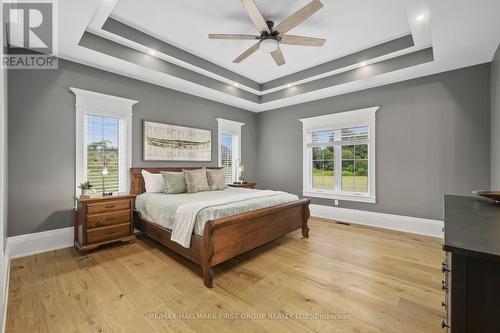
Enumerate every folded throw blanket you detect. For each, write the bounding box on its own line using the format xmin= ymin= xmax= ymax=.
xmin=171 ymin=190 xmax=285 ymax=247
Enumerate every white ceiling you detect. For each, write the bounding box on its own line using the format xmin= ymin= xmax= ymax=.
xmin=58 ymin=0 xmax=500 ymax=112
xmin=111 ymin=0 xmax=411 ymax=83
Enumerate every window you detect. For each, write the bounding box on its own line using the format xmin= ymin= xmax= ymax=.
xmin=217 ymin=118 xmax=245 ymax=184
xmin=300 ymin=107 xmax=378 ymax=203
xmin=71 ymin=88 xmax=136 ymax=195
xmin=85 ymin=115 xmax=121 ymax=192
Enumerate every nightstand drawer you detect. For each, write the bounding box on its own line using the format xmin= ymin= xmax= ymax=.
xmin=86 ymin=223 xmax=130 ymax=243
xmin=87 ymin=210 xmax=131 ymax=229
xmin=87 ymin=200 xmax=131 ymax=215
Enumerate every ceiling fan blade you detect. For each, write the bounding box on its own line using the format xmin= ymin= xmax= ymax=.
xmin=233 ymin=42 xmax=261 ymax=63
xmin=209 ymin=34 xmax=260 ymax=40
xmin=274 ymin=0 xmax=324 ymax=35
xmin=241 ymin=0 xmax=271 ymax=34
xmin=279 ymin=35 xmax=326 ymax=47
xmin=271 ymin=48 xmax=286 ymax=66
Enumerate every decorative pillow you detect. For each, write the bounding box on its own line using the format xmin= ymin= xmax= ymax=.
xmin=183 ymin=168 xmax=210 ymax=193
xmin=161 ymin=172 xmax=187 ymax=194
xmin=206 ymin=168 xmax=226 ymax=191
xmin=141 ymin=170 xmax=164 ymax=193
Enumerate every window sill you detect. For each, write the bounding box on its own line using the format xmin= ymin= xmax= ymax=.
xmin=303 ymin=190 xmax=376 ymax=204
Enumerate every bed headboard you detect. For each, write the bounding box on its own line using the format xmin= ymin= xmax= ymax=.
xmin=130 ymin=167 xmax=222 ymax=195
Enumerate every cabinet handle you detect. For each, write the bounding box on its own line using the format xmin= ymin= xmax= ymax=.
xmin=105 ymin=217 xmax=116 ymax=221
xmin=104 ymin=231 xmax=115 ymax=235
xmin=105 ymin=204 xmax=116 ymax=208
xmin=442 ymin=280 xmax=448 ymax=291
xmin=441 ymin=320 xmax=450 ymax=329
xmin=441 ymin=262 xmax=450 ymax=273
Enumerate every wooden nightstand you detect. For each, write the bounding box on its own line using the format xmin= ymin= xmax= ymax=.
xmin=74 ymin=194 xmax=136 ymax=253
xmin=228 ymin=182 xmax=256 ymax=189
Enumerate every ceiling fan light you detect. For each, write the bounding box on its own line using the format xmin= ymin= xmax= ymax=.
xmin=260 ymin=39 xmax=279 ymax=53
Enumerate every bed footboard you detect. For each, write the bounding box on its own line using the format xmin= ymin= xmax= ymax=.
xmin=200 ymin=198 xmax=310 ymax=288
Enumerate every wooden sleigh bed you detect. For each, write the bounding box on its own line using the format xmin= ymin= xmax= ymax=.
xmin=130 ymin=167 xmax=310 ymax=288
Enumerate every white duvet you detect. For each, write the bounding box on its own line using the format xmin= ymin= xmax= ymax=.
xmin=171 ymin=190 xmax=285 ymax=247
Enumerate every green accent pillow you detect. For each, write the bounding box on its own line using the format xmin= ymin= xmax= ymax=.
xmin=161 ymin=172 xmax=187 ymax=194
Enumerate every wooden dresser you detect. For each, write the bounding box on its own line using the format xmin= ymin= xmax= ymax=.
xmin=74 ymin=194 xmax=136 ymax=253
xmin=442 ymin=195 xmax=500 ymax=332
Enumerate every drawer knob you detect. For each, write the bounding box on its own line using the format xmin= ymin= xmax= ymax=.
xmin=442 ymin=280 xmax=448 ymax=291
xmin=441 ymin=262 xmax=450 ymax=273
xmin=441 ymin=320 xmax=450 ymax=329
xmin=441 ymin=301 xmax=448 ymax=309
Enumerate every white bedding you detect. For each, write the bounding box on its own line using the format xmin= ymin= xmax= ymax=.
xmin=135 ymin=187 xmax=299 ymax=247
xmin=171 ymin=190 xmax=286 ymax=247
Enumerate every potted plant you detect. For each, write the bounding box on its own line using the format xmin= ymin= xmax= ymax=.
xmin=78 ymin=181 xmax=93 ymax=196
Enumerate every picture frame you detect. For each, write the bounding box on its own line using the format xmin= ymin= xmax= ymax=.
xmin=143 ymin=120 xmax=212 ymax=162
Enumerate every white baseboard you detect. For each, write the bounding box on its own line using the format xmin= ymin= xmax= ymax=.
xmin=0 ymin=227 xmax=73 ymax=332
xmin=310 ymin=204 xmax=444 ymax=238
xmin=8 ymin=227 xmax=74 ymax=260
xmin=1 ymin=246 xmax=9 ymax=333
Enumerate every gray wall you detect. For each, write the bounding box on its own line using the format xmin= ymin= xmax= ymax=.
xmin=7 ymin=59 xmax=258 ymax=236
xmin=1 ymin=39 xmax=7 ymax=250
xmin=7 ymin=59 xmax=493 ymax=236
xmin=491 ymin=43 xmax=500 ymax=188
xmin=256 ymin=64 xmax=491 ymax=221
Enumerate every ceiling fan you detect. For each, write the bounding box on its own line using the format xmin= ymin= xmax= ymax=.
xmin=209 ymin=0 xmax=326 ymax=66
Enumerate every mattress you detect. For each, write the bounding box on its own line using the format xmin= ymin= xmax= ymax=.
xmin=135 ymin=187 xmax=299 ymax=236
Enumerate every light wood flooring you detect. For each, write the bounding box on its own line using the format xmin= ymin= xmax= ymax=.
xmin=6 ymin=218 xmax=444 ymax=333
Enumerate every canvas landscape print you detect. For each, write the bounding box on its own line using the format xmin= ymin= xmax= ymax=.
xmin=143 ymin=121 xmax=211 ymax=161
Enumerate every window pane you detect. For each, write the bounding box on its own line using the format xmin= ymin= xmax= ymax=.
xmin=324 ymin=160 xmax=334 ymax=189
xmin=312 ymin=130 xmax=334 ymax=145
xmin=342 ymin=145 xmax=354 ymax=159
xmin=312 ymin=147 xmax=323 ymax=160
xmin=354 ymin=160 xmax=368 ymax=192
xmin=221 ymin=133 xmax=233 ymax=184
xmin=324 ymin=146 xmax=334 ymax=160
xmin=341 ymin=160 xmax=355 ymax=191
xmin=312 ymin=161 xmax=324 ymax=189
xmin=354 ymin=144 xmax=368 ymax=159
xmin=341 ymin=126 xmax=368 ymax=141
xmin=86 ymin=115 xmax=119 ymax=192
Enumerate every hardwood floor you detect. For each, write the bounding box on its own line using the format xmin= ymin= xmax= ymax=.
xmin=6 ymin=218 xmax=444 ymax=333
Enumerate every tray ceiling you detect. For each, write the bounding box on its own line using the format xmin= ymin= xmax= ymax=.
xmin=111 ymin=0 xmax=411 ymax=83
xmin=57 ymin=0 xmax=500 ymax=112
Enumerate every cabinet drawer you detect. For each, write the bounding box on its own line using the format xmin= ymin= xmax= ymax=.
xmin=87 ymin=210 xmax=131 ymax=229
xmin=86 ymin=223 xmax=130 ymax=243
xmin=87 ymin=200 xmax=131 ymax=215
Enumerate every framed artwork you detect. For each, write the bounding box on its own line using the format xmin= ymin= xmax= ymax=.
xmin=143 ymin=120 xmax=212 ymax=161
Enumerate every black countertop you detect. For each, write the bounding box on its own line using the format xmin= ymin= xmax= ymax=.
xmin=444 ymin=195 xmax=500 ymax=261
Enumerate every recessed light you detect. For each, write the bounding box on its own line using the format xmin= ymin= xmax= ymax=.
xmin=416 ymin=14 xmax=425 ymax=22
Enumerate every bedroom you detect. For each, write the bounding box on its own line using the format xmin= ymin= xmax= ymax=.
xmin=0 ymin=0 xmax=499 ymax=332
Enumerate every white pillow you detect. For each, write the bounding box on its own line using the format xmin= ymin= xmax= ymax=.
xmin=141 ymin=170 xmax=164 ymax=193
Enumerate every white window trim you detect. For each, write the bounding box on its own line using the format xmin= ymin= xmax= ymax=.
xmin=70 ymin=87 xmax=137 ymax=196
xmin=216 ymin=118 xmax=245 ymax=182
xmin=299 ymin=107 xmax=378 ymax=204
